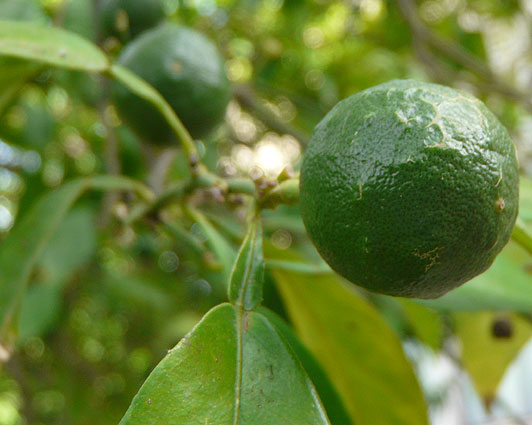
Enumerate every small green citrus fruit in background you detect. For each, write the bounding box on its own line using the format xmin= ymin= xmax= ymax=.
xmin=300 ymin=79 xmax=519 ymax=299
xmin=98 ymin=0 xmax=165 ymax=42
xmin=112 ymin=24 xmax=231 ymax=144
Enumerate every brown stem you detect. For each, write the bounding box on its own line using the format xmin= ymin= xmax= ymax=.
xmin=233 ymin=85 xmax=310 ymax=146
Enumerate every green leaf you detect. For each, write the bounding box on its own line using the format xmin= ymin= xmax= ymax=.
xmin=0 ymin=20 xmax=108 ymax=71
xmin=273 ymin=269 xmax=429 ymax=425
xmin=0 ymin=175 xmax=152 ymax=340
xmin=511 ymin=218 xmax=532 ymax=257
xmin=400 ymin=300 xmax=443 ymax=350
xmin=186 ymin=206 xmax=236 ymax=281
xmin=38 ymin=206 xmax=97 ymax=285
xmin=0 ymin=179 xmax=89 ymax=338
xmin=228 ymin=216 xmax=264 ymax=310
xmin=119 ymin=303 xmax=331 ymax=424
xmin=266 ymin=258 xmax=331 ymax=274
xmin=518 ymin=175 xmax=532 ymax=222
xmin=0 ymin=57 xmax=40 ymax=115
xmin=17 ymin=284 xmax=61 ymax=340
xmin=419 ymin=241 xmax=532 ymax=312
xmin=454 ymin=311 xmax=532 ymax=405
xmin=258 ymin=307 xmax=353 ymax=425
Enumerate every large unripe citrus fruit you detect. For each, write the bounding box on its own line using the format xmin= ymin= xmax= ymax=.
xmin=99 ymin=0 xmax=165 ymax=41
xmin=112 ymin=24 xmax=231 ymax=144
xmin=300 ymin=79 xmax=519 ymax=299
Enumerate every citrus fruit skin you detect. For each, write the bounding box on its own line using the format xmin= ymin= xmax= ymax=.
xmin=99 ymin=0 xmax=165 ymax=41
xmin=300 ymin=79 xmax=519 ymax=299
xmin=112 ymin=24 xmax=231 ymax=144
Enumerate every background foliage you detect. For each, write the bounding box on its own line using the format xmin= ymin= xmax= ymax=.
xmin=2 ymin=0 xmax=532 ymax=424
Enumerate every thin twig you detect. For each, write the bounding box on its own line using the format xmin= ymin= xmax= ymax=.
xmin=396 ymin=0 xmax=532 ymax=113
xmin=233 ymin=85 xmax=310 ymax=146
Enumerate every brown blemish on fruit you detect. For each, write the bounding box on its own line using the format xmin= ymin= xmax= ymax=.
xmin=413 ymin=247 xmax=441 ymax=272
xmin=495 ymin=197 xmax=505 ymax=212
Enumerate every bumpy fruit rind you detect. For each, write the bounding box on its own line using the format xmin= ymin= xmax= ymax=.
xmin=300 ymin=79 xmax=519 ymax=298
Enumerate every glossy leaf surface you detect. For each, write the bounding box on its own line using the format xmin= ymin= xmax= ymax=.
xmin=259 ymin=307 xmax=353 ymax=425
xmin=0 ymin=20 xmax=108 ymax=71
xmin=119 ymin=303 xmax=330 ymax=424
xmin=228 ymin=216 xmax=264 ymax=310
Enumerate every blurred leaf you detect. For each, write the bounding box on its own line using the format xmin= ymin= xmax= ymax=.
xmin=163 ymin=221 xmax=207 ymax=257
xmin=454 ymin=311 xmax=532 ymax=405
xmin=0 ymin=176 xmax=152 ymax=340
xmin=273 ymin=269 xmax=429 ymax=425
xmin=0 ymin=179 xmax=88 ymax=339
xmin=400 ymin=300 xmax=442 ymax=351
xmin=420 ymin=241 xmax=532 ymax=312
xmin=0 ymin=0 xmax=48 ymax=23
xmin=259 ymin=307 xmax=353 ymax=425
xmin=15 ymin=207 xmax=97 ymax=340
xmin=38 ymin=206 xmax=97 ymax=285
xmin=228 ymin=216 xmax=264 ymax=310
xmin=62 ymin=0 xmax=96 ymax=40
xmin=0 ymin=58 xmax=40 ymax=115
xmin=519 ymin=176 xmax=532 ymax=222
xmin=104 ymin=273 xmax=173 ymax=311
xmin=119 ymin=303 xmax=331 ymax=424
xmin=186 ymin=206 xmax=236 ymax=282
xmin=17 ymin=284 xmax=61 ymax=339
xmin=0 ymin=20 xmax=108 ymax=71
xmin=512 ymin=219 xmax=532 ymax=257
xmin=266 ymin=258 xmax=331 ymax=274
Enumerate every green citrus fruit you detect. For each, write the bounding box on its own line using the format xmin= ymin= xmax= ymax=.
xmin=112 ymin=24 xmax=231 ymax=144
xmin=99 ymin=0 xmax=165 ymax=41
xmin=300 ymin=79 xmax=519 ymax=299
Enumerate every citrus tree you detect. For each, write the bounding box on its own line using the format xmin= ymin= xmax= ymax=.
xmin=1 ymin=0 xmax=532 ymax=424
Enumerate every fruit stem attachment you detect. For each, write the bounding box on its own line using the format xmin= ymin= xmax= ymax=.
xmin=258 ymin=178 xmax=300 ymax=209
xmin=107 ymin=64 xmax=199 ymax=166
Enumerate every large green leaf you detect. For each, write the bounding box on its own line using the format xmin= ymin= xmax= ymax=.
xmin=0 ymin=20 xmax=108 ymax=71
xmin=273 ymin=269 xmax=429 ymax=425
xmin=0 ymin=176 xmax=152 ymax=340
xmin=454 ymin=311 xmax=532 ymax=405
xmin=119 ymin=303 xmax=331 ymax=424
xmin=420 ymin=241 xmax=532 ymax=312
xmin=259 ymin=307 xmax=353 ymax=425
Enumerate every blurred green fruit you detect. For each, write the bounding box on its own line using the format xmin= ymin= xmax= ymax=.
xmin=112 ymin=24 xmax=231 ymax=144
xmin=98 ymin=0 xmax=165 ymax=42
